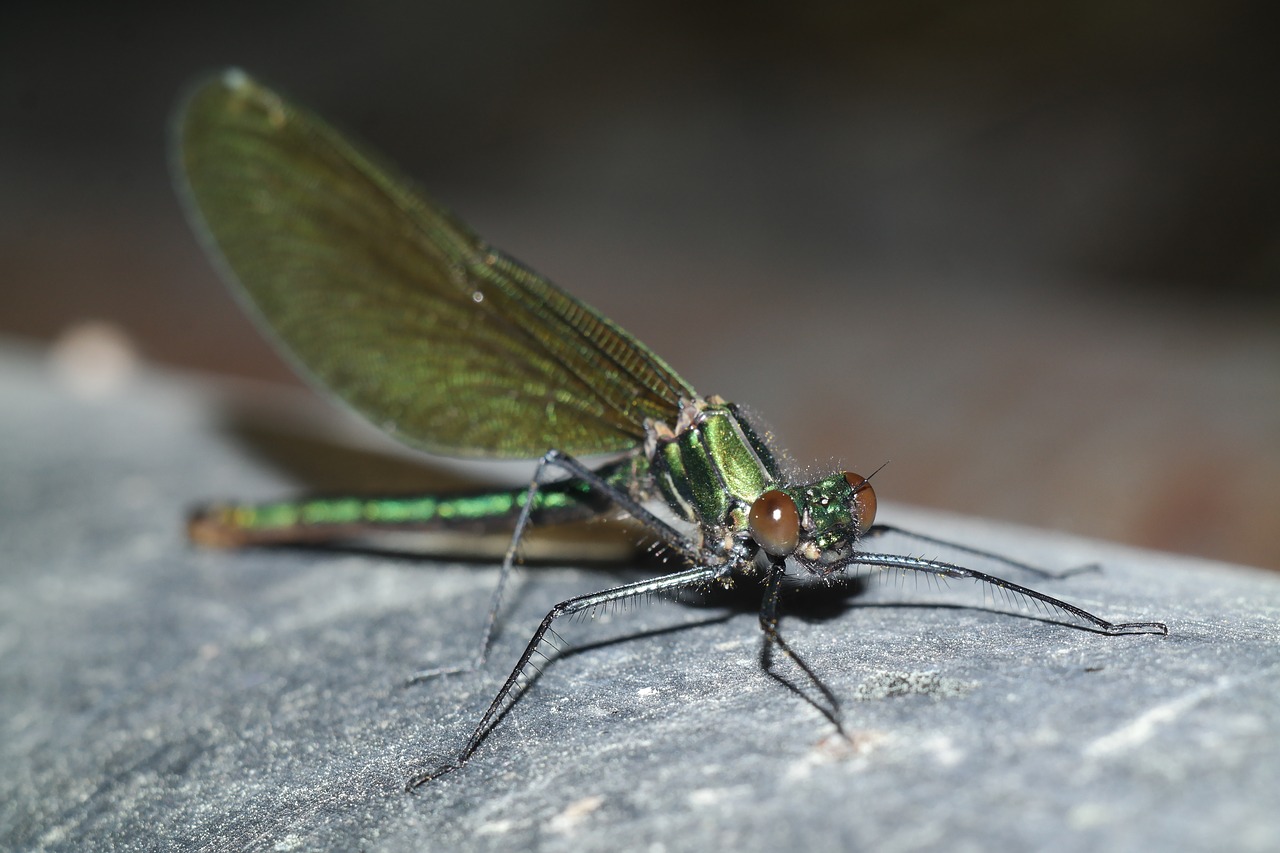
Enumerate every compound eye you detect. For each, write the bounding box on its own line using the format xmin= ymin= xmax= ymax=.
xmin=748 ymin=489 xmax=800 ymax=557
xmin=843 ymin=472 xmax=878 ymax=534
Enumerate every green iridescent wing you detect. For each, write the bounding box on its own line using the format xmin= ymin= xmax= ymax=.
xmin=174 ymin=69 xmax=695 ymax=458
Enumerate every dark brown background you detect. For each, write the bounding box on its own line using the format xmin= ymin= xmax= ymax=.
xmin=3 ymin=2 xmax=1277 ymax=569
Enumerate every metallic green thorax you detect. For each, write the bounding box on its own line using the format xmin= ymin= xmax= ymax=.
xmin=651 ymin=399 xmax=781 ymax=538
xmin=648 ymin=399 xmax=865 ymax=558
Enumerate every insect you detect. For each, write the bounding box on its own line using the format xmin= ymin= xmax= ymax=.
xmin=174 ymin=69 xmax=1168 ymax=791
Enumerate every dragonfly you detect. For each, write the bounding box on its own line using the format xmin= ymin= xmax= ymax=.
xmin=174 ymin=69 xmax=1168 ymax=791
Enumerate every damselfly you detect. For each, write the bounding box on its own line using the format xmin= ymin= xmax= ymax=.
xmin=174 ymin=69 xmax=1167 ymax=790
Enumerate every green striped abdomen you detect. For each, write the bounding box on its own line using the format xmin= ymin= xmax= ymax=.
xmin=188 ymin=463 xmax=633 ymax=549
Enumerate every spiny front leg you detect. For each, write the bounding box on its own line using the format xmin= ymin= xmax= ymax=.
xmin=841 ymin=552 xmax=1168 ymax=635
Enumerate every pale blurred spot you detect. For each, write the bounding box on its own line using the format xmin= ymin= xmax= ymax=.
xmin=49 ymin=320 xmax=139 ymax=399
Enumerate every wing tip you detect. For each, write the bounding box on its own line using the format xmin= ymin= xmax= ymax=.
xmin=221 ymin=67 xmax=252 ymax=91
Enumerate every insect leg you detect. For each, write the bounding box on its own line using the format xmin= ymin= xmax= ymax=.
xmin=538 ymin=449 xmax=701 ymax=559
xmin=840 ymin=552 xmax=1167 ymax=635
xmin=757 ymin=557 xmax=846 ymax=736
xmin=407 ymin=449 xmax=699 ymax=684
xmin=405 ymin=562 xmax=728 ymax=790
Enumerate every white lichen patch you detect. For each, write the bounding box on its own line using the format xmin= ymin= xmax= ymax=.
xmin=850 ymin=670 xmax=975 ymax=701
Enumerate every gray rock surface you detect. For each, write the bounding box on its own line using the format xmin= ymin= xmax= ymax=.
xmin=3 ymin=343 xmax=1277 ymax=852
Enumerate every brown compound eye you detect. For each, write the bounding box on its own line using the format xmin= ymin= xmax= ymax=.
xmin=843 ymin=472 xmax=877 ymax=534
xmin=748 ymin=489 xmax=800 ymax=557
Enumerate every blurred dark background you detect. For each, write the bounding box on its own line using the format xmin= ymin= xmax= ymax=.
xmin=2 ymin=2 xmax=1277 ymax=569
